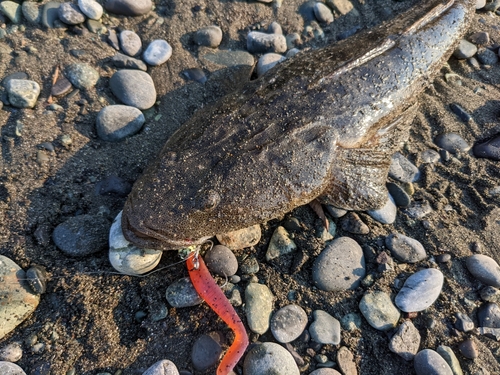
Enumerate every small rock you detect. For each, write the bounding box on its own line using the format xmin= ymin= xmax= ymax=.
xmin=310 ymin=369 xmax=341 ymax=375
xmin=455 ymin=312 xmax=474 ymax=332
xmin=469 ymin=32 xmax=489 ymax=45
xmin=340 ymin=212 xmax=369 ymax=234
xmin=51 ymin=75 xmax=73 ymax=96
xmin=166 ymin=277 xmax=203 ymax=308
xmin=194 ymin=26 xmax=223 ymax=48
xmin=97 ymin=176 xmax=132 ymax=197
xmin=182 ymin=68 xmax=207 ymax=84
xmin=389 ymin=152 xmax=420 ymax=183
xmin=437 ymin=346 xmax=463 ymax=375
xmin=96 ymin=105 xmax=145 ymax=142
xmin=104 ymin=0 xmax=152 ymax=16
xmin=143 ymin=40 xmax=172 ymax=66
xmin=112 ymin=53 xmax=148 ymax=71
xmin=58 ymin=3 xmax=85 ymax=25
xmin=6 ymin=79 xmax=40 ymax=108
xmin=326 ymin=205 xmax=347 ymax=218
xmin=64 ymin=63 xmax=99 ymax=89
xmin=395 ymin=268 xmax=444 ymax=312
xmin=0 ymin=362 xmax=26 ymax=375
xmin=268 ymin=21 xmax=283 ymax=35
xmin=453 ymin=39 xmax=477 ymax=59
xmin=466 ymin=254 xmax=500 ymax=287
xmin=257 ymin=53 xmax=286 ymax=76
xmin=266 ymin=226 xmax=296 ymax=261
xmin=270 ymin=304 xmax=308 ymax=343
xmin=414 ymin=349 xmax=453 ymax=375
xmin=119 ymin=30 xmax=142 ymax=57
xmin=337 ymin=347 xmax=357 ymax=375
xmin=309 ymin=310 xmax=341 ymax=345
xmin=200 ymin=50 xmax=254 ymax=68
xmin=109 ymin=70 xmax=156 ymax=110
xmin=243 ymin=342 xmax=299 ymax=375
xmin=450 ymin=103 xmax=472 ymax=123
xmin=86 ymin=19 xmax=105 ymax=34
xmin=326 ymin=0 xmax=354 ymax=15
xmin=458 ymin=339 xmax=478 ymax=359
xmin=0 ymin=342 xmax=22 ymax=362
xmin=0 ymin=1 xmax=21 ymax=23
xmin=245 ymin=283 xmax=274 ymax=334
xmin=78 ymin=0 xmax=103 ymax=20
xmin=191 ymin=334 xmax=222 ymax=371
xmin=247 ymin=31 xmax=287 ymax=54
xmin=359 ymin=291 xmax=400 ymax=331
xmin=22 ymin=2 xmax=41 ymax=24
xmin=477 ymin=302 xmax=500 ymax=328
xmin=473 ymin=134 xmax=500 ymax=161
xmin=42 ymin=2 xmax=60 ymax=28
xmin=421 ymin=149 xmax=440 ymax=164
xmin=108 ymin=29 xmax=120 ymax=50
xmin=367 ymin=193 xmax=397 ymax=224
xmin=313 ymin=2 xmax=334 ymax=24
xmin=404 ymin=200 xmax=433 ymax=219
xmin=204 ymin=245 xmax=238 ymax=277
xmin=386 ymin=183 xmax=411 ymax=207
xmin=216 ymin=224 xmax=261 ymax=250
xmin=385 ymin=233 xmax=426 ymax=263
xmin=389 ymin=320 xmax=421 ymax=361
xmin=480 ymin=286 xmax=500 ymax=303
xmin=142 ymin=360 xmax=179 ymax=375
xmin=476 ymin=0 xmax=486 ymax=8
xmin=26 ymin=265 xmax=47 ymax=294
xmin=240 ymin=255 xmax=259 ymax=275
xmin=340 ymin=312 xmax=362 ymax=331
xmin=476 ymin=47 xmax=498 ymax=65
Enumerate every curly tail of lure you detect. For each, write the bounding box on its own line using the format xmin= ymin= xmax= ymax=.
xmin=184 ymin=249 xmax=249 ymax=375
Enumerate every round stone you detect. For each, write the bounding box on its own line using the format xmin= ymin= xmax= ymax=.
xmin=194 ymin=26 xmax=223 ymax=48
xmin=143 ymin=39 xmax=172 ymax=66
xmin=243 ymin=342 xmax=299 ymax=375
xmin=78 ymin=0 xmax=103 ymax=20
xmin=247 ymin=31 xmax=287 ymax=54
xmin=268 ymin=21 xmax=283 ymax=35
xmin=104 ymin=0 xmax=152 ymax=16
xmin=21 ymin=2 xmax=41 ymax=24
xmin=367 ymin=193 xmax=397 ymax=224
xmin=435 ymin=133 xmax=470 ymax=154
xmin=0 ymin=362 xmax=26 ymax=375
xmin=474 ymin=135 xmax=500 ymax=161
xmin=359 ymin=291 xmax=400 ymax=331
xmin=204 ymin=245 xmax=238 ymax=277
xmin=414 ymin=349 xmax=453 ymax=375
xmin=216 ymin=224 xmax=261 ymax=250
xmin=96 ymin=105 xmax=145 ymax=142
xmin=6 ymin=79 xmax=40 ymax=108
xmin=119 ymin=30 xmax=142 ymax=57
xmin=312 ymin=237 xmax=366 ymax=291
xmin=109 ymin=70 xmax=156 ymax=110
xmin=142 ymin=360 xmax=179 ymax=375
xmin=453 ymin=39 xmax=477 ymax=59
xmin=270 ymin=304 xmax=308 ymax=343
xmin=466 ymin=254 xmax=500 ymax=287
xmin=0 ymin=342 xmax=22 ymax=362
xmin=58 ymin=3 xmax=85 ymax=25
xmin=166 ymin=277 xmax=203 ymax=308
xmin=191 ymin=334 xmax=222 ymax=371
xmin=257 ymin=53 xmax=286 ymax=77
xmin=458 ymin=339 xmax=478 ymax=359
xmin=395 ymin=268 xmax=444 ymax=312
xmin=389 ymin=320 xmax=421 ymax=361
xmin=309 ymin=310 xmax=341 ymax=345
xmin=64 ymin=63 xmax=99 ymax=89
xmin=385 ymin=233 xmax=427 ymax=263
xmin=313 ymin=2 xmax=334 ymax=24
xmin=245 ymin=283 xmax=274 ymax=334
xmin=310 ymin=370 xmax=341 ymax=375
xmin=476 ymin=47 xmax=498 ymax=65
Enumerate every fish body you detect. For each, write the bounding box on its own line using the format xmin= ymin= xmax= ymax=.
xmin=122 ymin=0 xmax=475 ymax=250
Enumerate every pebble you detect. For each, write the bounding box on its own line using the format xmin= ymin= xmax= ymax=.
xmin=200 ymin=50 xmax=254 ymax=68
xmin=58 ymin=3 xmax=85 ymax=25
xmin=51 ymin=75 xmax=73 ymax=96
xmin=110 ymin=70 xmax=156 ymax=110
xmin=247 ymin=31 xmax=287 ymax=54
xmin=455 ymin=312 xmax=474 ymax=332
xmin=268 ymin=21 xmax=283 ymax=35
xmin=469 ymin=31 xmax=489 ymax=45
xmin=453 ymin=39 xmax=477 ymax=59
xmin=245 ymin=283 xmax=274 ymax=334
xmin=0 ymin=362 xmax=26 ymax=375
xmin=367 ymin=193 xmax=397 ymax=224
xmin=340 ymin=212 xmax=369 ymax=235
xmin=53 ymin=214 xmax=109 ymax=257
xmin=142 ymin=360 xmax=179 ymax=375
xmin=421 ymin=149 xmax=441 ymax=164
xmin=86 ymin=19 xmax=105 ymax=34
xmin=112 ymin=53 xmax=147 ymax=71
xmin=165 ymin=277 xmax=203 ymax=308
xmin=477 ymin=302 xmax=500 ymax=328
xmin=310 ymin=369 xmax=341 ymax=375
xmin=286 ymin=48 xmax=300 ymax=58
xmin=191 ymin=334 xmax=222 ymax=371
xmin=327 ymin=0 xmax=354 ymax=14
xmin=458 ymin=339 xmax=478 ymax=359
xmin=466 ymin=254 xmax=500 ymax=287
xmin=104 ymin=0 xmax=152 ymax=16
xmin=119 ymin=30 xmax=142 ymax=57
xmin=414 ymin=349 xmax=453 ymax=375
xmin=96 ymin=105 xmax=145 ymax=142
xmin=0 ymin=256 xmax=40 ymax=339
xmin=42 ymin=2 xmax=60 ymax=28
xmin=26 ymin=265 xmax=47 ymax=294
xmin=204 ymin=245 xmax=238 ymax=277
xmin=389 ymin=320 xmax=421 ymax=361
xmin=240 ymin=255 xmax=259 ymax=274
xmin=389 ymin=152 xmax=420 ymax=183
xmin=0 ymin=342 xmax=22 ymax=362
xmin=385 ymin=233 xmax=426 ymax=263
xmin=436 ymin=346 xmax=463 ymax=375
xmin=313 ymin=2 xmax=334 ymax=24
xmin=182 ymin=68 xmax=207 ymax=84
xmin=450 ymin=103 xmax=472 ymax=123
xmin=266 ymin=226 xmax=297 ymax=261
xmin=78 ymin=0 xmax=103 ymax=20
xmin=270 ymin=304 xmax=308 ymax=343
xmin=216 ymin=224 xmax=261 ymax=250
xmin=108 ymin=211 xmax=162 ymax=275
xmin=143 ymin=40 xmax=172 ymax=66
xmin=312 ymin=236 xmax=366 ymax=291
xmin=359 ymin=291 xmax=400 ymax=331
xmin=108 ymin=29 xmax=120 ymax=50
xmin=308 ymin=310 xmax=340 ymax=345
xmin=386 ymin=183 xmax=411 ymax=207
xmin=476 ymin=47 xmax=498 ymax=65
xmin=97 ymin=176 xmax=132 ymax=197
xmin=480 ymin=286 xmax=500 ymax=303
xmin=0 ymin=1 xmax=21 ymax=23
xmin=243 ymin=342 xmax=300 ymax=375
xmin=6 ymin=79 xmax=40 ymax=108
xmin=473 ymin=135 xmax=500 ymax=161
xmin=257 ymin=53 xmax=286 ymax=76
xmin=341 ymin=312 xmax=362 ymax=331
xmin=395 ymin=268 xmax=444 ymax=312
xmin=22 ymin=2 xmax=41 ymax=24
xmin=337 ymin=347 xmax=357 ymax=375
xmin=326 ymin=205 xmax=347 ymax=218
xmin=404 ymin=200 xmax=433 ymax=219
xmin=64 ymin=63 xmax=99 ymax=89
xmin=194 ymin=26 xmax=223 ymax=48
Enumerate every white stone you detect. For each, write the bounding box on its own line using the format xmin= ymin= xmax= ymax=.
xmin=78 ymin=0 xmax=103 ymax=20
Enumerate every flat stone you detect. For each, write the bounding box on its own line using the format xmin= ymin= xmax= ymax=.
xmin=414 ymin=349 xmax=453 ymax=375
xmin=476 ymin=47 xmax=498 ymax=65
xmin=0 ymin=362 xmax=26 ymax=375
xmin=245 ymin=283 xmax=274 ymax=334
xmin=453 ymin=39 xmax=477 ymax=59
xmin=477 ymin=302 xmax=500 ymax=328
xmin=108 ymin=29 xmax=120 ymax=50
xmin=119 ymin=30 xmax=142 ymax=57
xmin=191 ymin=334 xmax=222 ymax=371
xmin=64 ymin=63 xmax=99 ymax=89
xmin=109 ymin=70 xmax=156 ymax=110
xmin=309 ymin=310 xmax=341 ymax=345
xmin=389 ymin=152 xmax=420 ymax=183
xmin=194 ymin=26 xmax=223 ymax=48
xmin=6 ymin=79 xmax=40 ymax=108
xmin=104 ymin=0 xmax=152 ymax=16
xmin=247 ymin=31 xmax=287 ymax=54
xmin=58 ymin=3 xmax=85 ymax=25
xmin=395 ymin=268 xmax=444 ymax=312
xmin=142 ymin=360 xmax=179 ymax=375
xmin=270 ymin=304 xmax=308 ymax=343
xmin=0 ymin=1 xmax=21 ymax=23
xmin=143 ymin=40 xmax=172 ymax=66
xmin=337 ymin=347 xmax=357 ymax=375
xmin=266 ymin=226 xmax=296 ymax=261
xmin=86 ymin=19 xmax=105 ymax=34
xmin=0 ymin=257 xmax=40 ymax=340
xmin=437 ymin=346 xmax=463 ymax=375
xmin=312 ymin=236 xmax=365 ymax=291
xmin=404 ymin=200 xmax=433 ymax=219
xmin=385 ymin=233 xmax=427 ymax=263
xmin=216 ymin=224 xmax=261 ymax=250
xmin=42 ymin=2 xmax=60 ymax=28
xmin=421 ymin=149 xmax=441 ymax=164
xmin=257 ymin=53 xmax=286 ymax=76
xmin=480 ymin=286 xmax=500 ymax=303
xmin=111 ymin=53 xmax=147 ymax=71
xmin=367 ymin=193 xmax=397 ymax=224
xmin=359 ymin=291 xmax=400 ymax=331
xmin=455 ymin=312 xmax=474 ymax=332
xmin=474 ymin=135 xmax=500 ymax=161
xmin=340 ymin=212 xmax=369 ymax=234
xmin=201 ymin=50 xmax=254 ymax=68
xmin=96 ymin=105 xmax=145 ymax=142
xmin=466 ymin=254 xmax=500 ymax=287
xmin=389 ymin=320 xmax=421 ymax=361
xmin=204 ymin=245 xmax=238 ymax=277
xmin=469 ymin=31 xmax=489 ymax=45
xmin=166 ymin=277 xmax=203 ymax=308
xmin=243 ymin=342 xmax=299 ymax=375
xmin=51 ymin=75 xmax=73 ymax=96
xmin=78 ymin=0 xmax=103 ymax=20
xmin=386 ymin=183 xmax=411 ymax=207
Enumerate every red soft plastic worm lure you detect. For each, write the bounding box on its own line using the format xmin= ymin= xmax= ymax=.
xmin=186 ymin=251 xmax=249 ymax=375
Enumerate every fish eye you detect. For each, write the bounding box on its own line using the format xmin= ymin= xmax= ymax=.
xmin=197 ymin=190 xmax=220 ymax=212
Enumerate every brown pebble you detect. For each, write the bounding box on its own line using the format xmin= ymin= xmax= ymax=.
xmin=51 ymin=75 xmax=72 ymax=96
xmin=459 ymin=339 xmax=478 ymax=359
xmin=405 ymin=311 xmax=419 ymax=319
xmin=436 ymin=253 xmax=452 ymax=263
xmin=341 ymin=212 xmax=369 ymax=235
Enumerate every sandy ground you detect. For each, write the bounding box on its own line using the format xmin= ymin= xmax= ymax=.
xmin=0 ymin=0 xmax=499 ymax=374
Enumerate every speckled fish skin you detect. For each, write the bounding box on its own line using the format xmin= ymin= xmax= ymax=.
xmin=122 ymin=0 xmax=475 ymax=250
